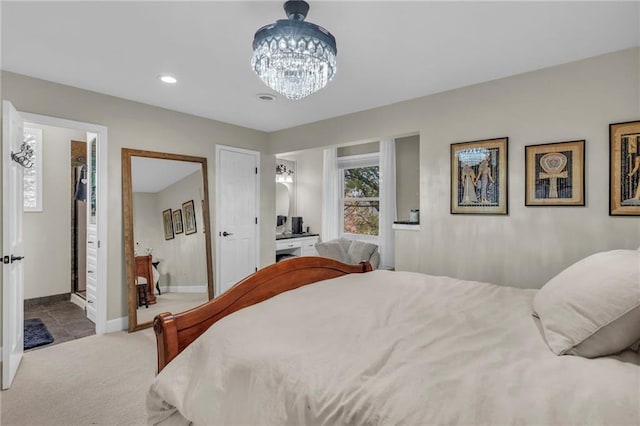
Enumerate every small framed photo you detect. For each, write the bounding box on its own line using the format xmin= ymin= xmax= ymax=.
xmin=525 ymin=140 xmax=585 ymax=206
xmin=182 ymin=200 xmax=197 ymax=235
xmin=173 ymin=209 xmax=184 ymax=234
xmin=162 ymin=209 xmax=174 ymax=240
xmin=451 ymin=137 xmax=508 ymax=215
xmin=610 ymin=120 xmax=640 ymax=216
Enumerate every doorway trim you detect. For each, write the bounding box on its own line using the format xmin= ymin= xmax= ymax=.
xmin=20 ymin=111 xmax=108 ymax=335
xmin=214 ymin=145 xmax=261 ymax=297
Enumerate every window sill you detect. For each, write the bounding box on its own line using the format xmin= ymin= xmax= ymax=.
xmin=392 ymin=222 xmax=420 ymax=231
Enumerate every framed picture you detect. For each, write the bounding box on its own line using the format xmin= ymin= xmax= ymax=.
xmin=610 ymin=120 xmax=640 ymax=216
xmin=183 ymin=200 xmax=197 ymax=235
xmin=451 ymin=137 xmax=508 ymax=214
xmin=162 ymin=209 xmax=174 ymax=240
xmin=173 ymin=209 xmax=184 ymax=234
xmin=525 ymin=140 xmax=585 ymax=206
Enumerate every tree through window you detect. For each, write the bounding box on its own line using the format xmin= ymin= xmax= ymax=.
xmin=342 ymin=166 xmax=379 ymax=235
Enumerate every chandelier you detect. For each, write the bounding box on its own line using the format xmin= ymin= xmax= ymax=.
xmin=251 ymin=0 xmax=337 ymax=100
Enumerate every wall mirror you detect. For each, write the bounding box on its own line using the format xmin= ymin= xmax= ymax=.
xmin=276 ymin=182 xmax=290 ymax=229
xmin=275 ymin=158 xmax=296 ymax=234
xmin=122 ymin=148 xmax=213 ymax=332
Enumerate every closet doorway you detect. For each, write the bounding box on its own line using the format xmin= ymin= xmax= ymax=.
xmin=71 ymin=140 xmax=88 ymax=302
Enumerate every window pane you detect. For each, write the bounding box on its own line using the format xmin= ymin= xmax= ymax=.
xmin=344 ymin=166 xmax=379 ymax=198
xmin=23 ymin=128 xmax=42 ymax=211
xmin=344 ymin=200 xmax=379 ymax=235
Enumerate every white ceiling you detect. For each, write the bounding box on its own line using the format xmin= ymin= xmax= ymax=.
xmin=131 ymin=156 xmax=201 ymax=193
xmin=2 ymin=1 xmax=639 ymax=133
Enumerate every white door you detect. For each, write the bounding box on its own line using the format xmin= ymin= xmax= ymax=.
xmin=216 ymin=146 xmax=260 ymax=295
xmin=2 ymin=100 xmax=25 ymax=390
xmin=85 ymin=133 xmax=98 ymax=322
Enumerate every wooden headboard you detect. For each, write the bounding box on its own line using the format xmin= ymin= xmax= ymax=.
xmin=153 ymin=256 xmax=373 ymax=373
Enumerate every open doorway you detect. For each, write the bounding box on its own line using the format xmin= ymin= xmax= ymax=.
xmin=21 ymin=125 xmax=94 ymax=351
xmin=3 ymin=102 xmax=108 ymax=388
xmin=17 ymin=115 xmax=106 ymax=352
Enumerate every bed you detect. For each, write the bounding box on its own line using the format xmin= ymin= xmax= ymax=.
xmin=148 ymin=252 xmax=640 ymax=425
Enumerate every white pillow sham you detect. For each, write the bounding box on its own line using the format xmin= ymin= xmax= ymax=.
xmin=532 ymin=249 xmax=640 ymax=358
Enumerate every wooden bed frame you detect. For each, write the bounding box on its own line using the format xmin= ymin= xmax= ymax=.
xmin=153 ymin=256 xmax=373 ymax=373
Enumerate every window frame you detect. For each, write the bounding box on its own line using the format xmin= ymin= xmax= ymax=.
xmin=23 ymin=127 xmax=43 ymax=212
xmin=338 ymin=153 xmax=380 ymax=241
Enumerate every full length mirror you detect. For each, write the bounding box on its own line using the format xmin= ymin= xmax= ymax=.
xmin=122 ymin=148 xmax=213 ymax=331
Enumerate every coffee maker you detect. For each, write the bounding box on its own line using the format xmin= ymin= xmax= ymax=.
xmin=292 ymin=217 xmax=303 ymax=234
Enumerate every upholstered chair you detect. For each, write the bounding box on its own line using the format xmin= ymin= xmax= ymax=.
xmin=315 ymin=238 xmax=380 ymax=270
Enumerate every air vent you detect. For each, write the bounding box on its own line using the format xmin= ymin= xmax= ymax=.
xmin=256 ymin=93 xmax=276 ymax=102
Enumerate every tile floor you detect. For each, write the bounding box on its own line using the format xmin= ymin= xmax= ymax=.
xmin=24 ymin=298 xmax=95 ymax=351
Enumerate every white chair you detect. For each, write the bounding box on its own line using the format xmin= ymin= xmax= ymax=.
xmin=315 ymin=238 xmax=380 ymax=269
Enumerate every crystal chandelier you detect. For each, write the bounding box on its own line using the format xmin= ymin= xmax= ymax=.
xmin=251 ymin=0 xmax=337 ymax=100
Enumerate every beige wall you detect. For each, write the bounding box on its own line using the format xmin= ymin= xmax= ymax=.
xmin=156 ymin=171 xmax=207 ymax=288
xmin=132 ymin=193 xmax=162 ymax=256
xmin=270 ymin=48 xmax=640 ymax=288
xmin=1 ymin=71 xmax=273 ymax=324
xmin=279 ymin=148 xmax=324 ymax=238
xmin=22 ymin=124 xmax=86 ymax=299
xmin=1 ymin=47 xmax=639 ymax=336
xmin=395 ymin=135 xmax=420 ymax=220
xmin=283 ymin=137 xmax=420 ymax=239
xmin=337 ymin=141 xmax=379 ymax=157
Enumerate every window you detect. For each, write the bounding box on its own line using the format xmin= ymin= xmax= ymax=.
xmin=339 ymin=154 xmax=379 ymax=236
xmin=23 ymin=127 xmax=43 ymax=212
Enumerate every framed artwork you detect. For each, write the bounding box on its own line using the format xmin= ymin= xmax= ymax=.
xmin=610 ymin=120 xmax=640 ymax=216
xmin=162 ymin=209 xmax=174 ymax=240
xmin=173 ymin=209 xmax=184 ymax=234
xmin=451 ymin=137 xmax=508 ymax=215
xmin=183 ymin=200 xmax=197 ymax=235
xmin=525 ymin=140 xmax=585 ymax=206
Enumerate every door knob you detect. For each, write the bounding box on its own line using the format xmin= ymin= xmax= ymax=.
xmin=10 ymin=255 xmax=24 ymax=263
xmin=222 ymin=231 xmax=234 ymax=237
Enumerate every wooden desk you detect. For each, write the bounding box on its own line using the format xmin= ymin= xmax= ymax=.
xmin=135 ymin=255 xmax=157 ymax=304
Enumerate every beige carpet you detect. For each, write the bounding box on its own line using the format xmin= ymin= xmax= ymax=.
xmin=136 ymin=292 xmax=208 ymax=324
xmin=1 ymin=329 xmax=156 ymax=425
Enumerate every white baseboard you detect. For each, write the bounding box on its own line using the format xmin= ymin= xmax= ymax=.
xmin=70 ymin=293 xmax=86 ymax=309
xmin=159 ymin=285 xmax=207 ymax=293
xmin=106 ymin=316 xmax=128 ymax=333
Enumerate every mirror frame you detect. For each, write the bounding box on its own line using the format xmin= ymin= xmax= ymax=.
xmin=122 ymin=148 xmax=214 ymax=332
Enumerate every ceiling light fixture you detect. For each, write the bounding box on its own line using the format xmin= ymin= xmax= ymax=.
xmin=276 ymin=163 xmax=294 ymax=183
xmin=159 ymin=75 xmax=177 ymax=84
xmin=251 ymin=0 xmax=337 ymax=100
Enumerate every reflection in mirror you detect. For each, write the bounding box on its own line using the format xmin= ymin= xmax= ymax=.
xmin=89 ymin=134 xmax=97 ymax=224
xmin=276 ymin=183 xmax=290 ymax=229
xmin=275 ymin=158 xmax=296 ymax=233
xmin=122 ymin=149 xmax=213 ymax=331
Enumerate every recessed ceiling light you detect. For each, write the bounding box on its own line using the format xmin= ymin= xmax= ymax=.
xmin=158 ymin=75 xmax=177 ymax=84
xmin=256 ymin=93 xmax=276 ymax=102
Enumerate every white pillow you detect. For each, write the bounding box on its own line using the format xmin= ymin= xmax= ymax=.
xmin=532 ymin=249 xmax=640 ymax=358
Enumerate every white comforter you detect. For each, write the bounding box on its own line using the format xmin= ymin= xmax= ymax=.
xmin=147 ymin=270 xmax=640 ymax=425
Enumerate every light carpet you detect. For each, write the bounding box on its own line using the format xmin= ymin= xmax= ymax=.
xmin=1 ymin=328 xmax=156 ymax=425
